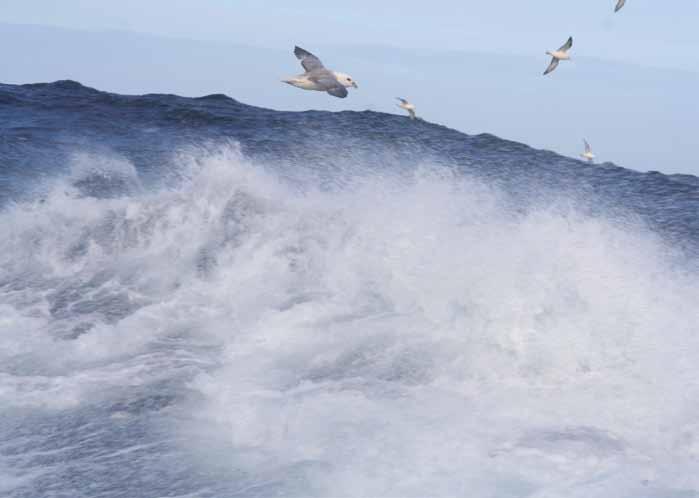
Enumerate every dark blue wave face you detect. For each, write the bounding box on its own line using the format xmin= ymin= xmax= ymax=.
xmin=2 ymin=81 xmax=698 ymax=251
xmin=1 ymin=81 xmax=699 ymax=497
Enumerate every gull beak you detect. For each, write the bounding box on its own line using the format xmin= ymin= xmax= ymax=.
xmin=352 ymin=82 xmax=358 ymax=89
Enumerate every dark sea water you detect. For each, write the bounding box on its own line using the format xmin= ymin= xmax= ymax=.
xmin=1 ymin=80 xmax=698 ymax=497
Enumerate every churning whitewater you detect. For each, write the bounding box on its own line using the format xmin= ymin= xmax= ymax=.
xmin=1 ymin=81 xmax=698 ymax=497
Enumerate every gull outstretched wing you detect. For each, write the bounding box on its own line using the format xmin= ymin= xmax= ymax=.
xmin=326 ymin=86 xmax=349 ymax=98
xmin=294 ymin=46 xmax=325 ymax=72
xmin=558 ymin=37 xmax=573 ymax=52
xmin=543 ymin=57 xmax=560 ymax=75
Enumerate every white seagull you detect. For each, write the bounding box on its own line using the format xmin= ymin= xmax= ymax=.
xmin=581 ymin=139 xmax=595 ymax=163
xmin=543 ymin=36 xmax=573 ymax=76
xmin=615 ymin=0 xmax=626 ymax=12
xmin=282 ymin=46 xmax=358 ymax=99
xmin=396 ymin=98 xmax=417 ymax=120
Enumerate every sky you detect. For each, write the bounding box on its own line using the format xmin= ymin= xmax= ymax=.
xmin=1 ymin=1 xmax=698 ymax=174
xmin=3 ymin=0 xmax=699 ymax=72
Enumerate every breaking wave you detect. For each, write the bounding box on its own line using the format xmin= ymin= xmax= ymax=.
xmin=2 ymin=139 xmax=698 ymax=497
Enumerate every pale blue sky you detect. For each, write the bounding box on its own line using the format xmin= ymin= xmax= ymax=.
xmin=3 ymin=0 xmax=699 ymax=71
xmin=1 ymin=1 xmax=698 ymax=174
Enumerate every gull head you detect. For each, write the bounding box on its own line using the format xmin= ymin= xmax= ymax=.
xmin=334 ymin=72 xmax=359 ymax=89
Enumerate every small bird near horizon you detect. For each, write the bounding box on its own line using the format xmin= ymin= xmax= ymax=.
xmin=396 ymin=98 xmax=417 ymax=120
xmin=282 ymin=46 xmax=358 ymax=99
xmin=543 ymin=36 xmax=573 ymax=75
xmin=581 ymin=139 xmax=595 ymax=163
xmin=615 ymin=0 xmax=626 ymax=12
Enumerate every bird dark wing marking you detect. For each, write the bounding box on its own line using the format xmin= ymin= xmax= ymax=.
xmin=326 ymin=86 xmax=348 ymax=98
xmin=294 ymin=46 xmax=325 ymax=72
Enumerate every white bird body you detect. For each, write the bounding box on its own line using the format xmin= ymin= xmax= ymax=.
xmin=283 ymin=75 xmax=320 ymax=90
xmin=546 ymin=50 xmax=571 ymax=61
xmin=581 ymin=140 xmax=595 ymax=163
xmin=581 ymin=151 xmax=596 ymax=162
xmin=284 ymin=71 xmax=355 ymax=91
xmin=396 ymin=98 xmax=417 ymax=119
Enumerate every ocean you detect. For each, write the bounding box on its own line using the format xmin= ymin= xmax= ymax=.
xmin=1 ymin=80 xmax=698 ymax=497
